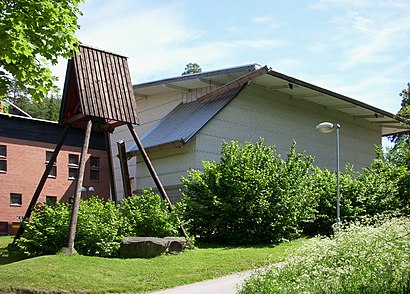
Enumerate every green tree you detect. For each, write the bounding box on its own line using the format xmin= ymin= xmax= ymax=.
xmin=390 ymin=82 xmax=410 ymax=144
xmin=0 ymin=0 xmax=83 ymax=103
xmin=182 ymin=63 xmax=202 ymax=75
xmin=181 ymin=140 xmax=316 ymax=244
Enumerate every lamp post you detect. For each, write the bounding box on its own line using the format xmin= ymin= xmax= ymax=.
xmin=316 ymin=122 xmax=341 ymax=232
xmin=81 ymin=186 xmax=95 ymax=199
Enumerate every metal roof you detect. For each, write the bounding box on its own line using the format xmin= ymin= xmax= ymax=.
xmin=132 ymin=64 xmax=409 ymax=137
xmin=257 ymin=70 xmax=409 ymax=136
xmin=133 ymin=64 xmax=262 ymax=97
xmin=127 ymin=85 xmax=244 ymax=157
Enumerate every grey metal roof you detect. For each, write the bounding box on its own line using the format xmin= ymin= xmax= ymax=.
xmin=133 ymin=64 xmax=262 ymax=97
xmin=127 ymin=85 xmax=244 ymax=157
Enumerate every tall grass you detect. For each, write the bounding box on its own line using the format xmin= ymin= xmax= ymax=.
xmin=239 ymin=217 xmax=410 ymax=294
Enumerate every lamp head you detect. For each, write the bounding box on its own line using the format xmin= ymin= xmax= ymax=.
xmin=316 ymin=122 xmax=335 ymax=133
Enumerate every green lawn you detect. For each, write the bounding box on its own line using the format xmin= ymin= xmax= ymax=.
xmin=0 ymin=236 xmax=306 ymax=293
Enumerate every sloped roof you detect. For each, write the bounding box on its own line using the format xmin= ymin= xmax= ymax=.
xmin=127 ymin=85 xmax=244 ymax=157
xmin=132 ymin=64 xmax=409 ymax=137
xmin=59 ymin=44 xmax=138 ymax=130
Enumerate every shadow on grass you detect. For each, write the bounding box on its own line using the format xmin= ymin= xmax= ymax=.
xmin=0 ymin=238 xmax=27 ymax=265
xmin=196 ymin=241 xmax=280 ymax=250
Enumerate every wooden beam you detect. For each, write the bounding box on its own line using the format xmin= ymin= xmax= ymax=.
xmin=13 ymin=125 xmax=71 ymax=241
xmin=266 ymin=84 xmax=292 ymax=91
xmin=65 ymin=113 xmax=86 ymax=124
xmin=163 ymin=83 xmax=191 ymax=92
xmin=325 ymin=105 xmax=357 ymax=110
xmin=117 ymin=140 xmax=132 ymax=198
xmin=127 ymin=123 xmax=188 ymax=239
xmin=197 ymin=78 xmax=224 ymax=87
xmin=64 ymin=119 xmax=93 ymax=255
xmin=354 ymin=114 xmax=385 ymax=119
xmin=291 ymin=93 xmax=324 ymax=100
xmin=104 ymin=131 xmax=117 ymax=204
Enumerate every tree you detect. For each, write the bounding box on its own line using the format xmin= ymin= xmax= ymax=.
xmin=0 ymin=0 xmax=83 ymax=103
xmin=182 ymin=63 xmax=202 ymax=75
xmin=390 ymin=83 xmax=410 ymax=144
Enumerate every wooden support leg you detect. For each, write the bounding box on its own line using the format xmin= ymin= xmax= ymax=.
xmin=13 ymin=125 xmax=71 ymax=241
xmin=127 ymin=123 xmax=188 ymax=239
xmin=117 ymin=140 xmax=132 ymax=198
xmin=104 ymin=131 xmax=117 ymax=203
xmin=64 ymin=119 xmax=92 ymax=255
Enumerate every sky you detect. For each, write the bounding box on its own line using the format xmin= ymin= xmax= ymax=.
xmin=52 ymin=0 xmax=410 ymax=116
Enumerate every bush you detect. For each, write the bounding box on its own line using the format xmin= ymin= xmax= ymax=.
xmin=239 ymin=217 xmax=410 ymax=294
xmin=16 ymin=191 xmax=185 ymax=257
xmin=75 ymin=197 xmax=124 ymax=257
xmin=121 ymin=189 xmax=184 ymax=238
xmin=305 ymin=146 xmax=410 ymax=236
xmin=15 ymin=202 xmax=70 ymax=256
xmin=181 ymin=140 xmax=317 ymax=244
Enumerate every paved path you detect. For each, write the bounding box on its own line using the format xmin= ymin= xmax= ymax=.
xmin=148 ymin=270 xmax=254 ymax=294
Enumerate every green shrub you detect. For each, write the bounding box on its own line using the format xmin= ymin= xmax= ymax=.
xmin=181 ymin=140 xmax=317 ymax=244
xmin=15 ymin=202 xmax=70 ymax=256
xmin=239 ymin=217 xmax=410 ymax=294
xmin=75 ymin=197 xmax=124 ymax=257
xmin=305 ymin=147 xmax=410 ymax=236
xmin=121 ymin=189 xmax=184 ymax=238
xmin=15 ymin=191 xmax=185 ymax=257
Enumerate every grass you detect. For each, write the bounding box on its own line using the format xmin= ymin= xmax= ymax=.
xmin=0 ymin=236 xmax=306 ymax=293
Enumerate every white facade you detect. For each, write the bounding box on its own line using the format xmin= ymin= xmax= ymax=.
xmin=110 ymin=81 xmax=381 ymax=201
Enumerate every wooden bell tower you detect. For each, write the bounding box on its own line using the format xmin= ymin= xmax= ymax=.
xmin=15 ymin=45 xmax=186 ymax=252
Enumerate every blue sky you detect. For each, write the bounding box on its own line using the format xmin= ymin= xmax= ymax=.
xmin=53 ymin=0 xmax=410 ymax=116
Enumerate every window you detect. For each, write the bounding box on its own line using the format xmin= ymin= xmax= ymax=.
xmin=68 ymin=154 xmax=79 ymax=180
xmin=0 ymin=160 xmax=6 ymax=173
xmin=46 ymin=196 xmax=57 ymax=206
xmin=0 ymin=145 xmax=6 ymax=173
xmin=10 ymin=193 xmax=22 ymax=206
xmin=46 ymin=151 xmax=57 ymax=178
xmin=45 ymin=151 xmax=54 ymax=163
xmin=69 ymin=154 xmax=79 ymax=166
xmin=90 ymin=156 xmax=100 ymax=168
xmin=90 ymin=156 xmax=100 ymax=181
xmin=69 ymin=168 xmax=78 ymax=180
xmin=0 ymin=145 xmax=6 ymax=157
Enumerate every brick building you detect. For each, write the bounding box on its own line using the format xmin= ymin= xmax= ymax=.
xmin=0 ymin=112 xmax=111 ymax=235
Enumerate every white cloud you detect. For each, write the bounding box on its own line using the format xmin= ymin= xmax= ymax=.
xmin=251 ymin=16 xmax=279 ymax=30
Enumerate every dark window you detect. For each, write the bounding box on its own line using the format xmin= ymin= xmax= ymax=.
xmin=90 ymin=169 xmax=100 ymax=181
xmin=46 ymin=196 xmax=57 ymax=206
xmin=48 ymin=166 xmax=57 ymax=178
xmin=0 ymin=145 xmax=6 ymax=157
xmin=69 ymin=167 xmax=78 ymax=180
xmin=0 ymin=145 xmax=7 ymax=173
xmin=0 ymin=160 xmax=6 ymax=173
xmin=90 ymin=156 xmax=100 ymax=168
xmin=46 ymin=151 xmax=54 ymax=163
xmin=46 ymin=151 xmax=57 ymax=178
xmin=90 ymin=156 xmax=100 ymax=181
xmin=69 ymin=154 xmax=79 ymax=166
xmin=10 ymin=193 xmax=22 ymax=206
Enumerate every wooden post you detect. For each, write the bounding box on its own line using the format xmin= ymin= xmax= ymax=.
xmin=117 ymin=140 xmax=132 ymax=198
xmin=104 ymin=131 xmax=117 ymax=203
xmin=64 ymin=119 xmax=92 ymax=255
xmin=127 ymin=123 xmax=188 ymax=239
xmin=14 ymin=125 xmax=71 ymax=241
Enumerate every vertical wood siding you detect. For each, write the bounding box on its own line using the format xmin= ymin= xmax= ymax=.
xmin=72 ymin=45 xmax=139 ymax=124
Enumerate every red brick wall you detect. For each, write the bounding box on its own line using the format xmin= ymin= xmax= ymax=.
xmin=0 ymin=136 xmax=110 ymax=234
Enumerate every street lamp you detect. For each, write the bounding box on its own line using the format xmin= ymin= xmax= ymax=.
xmin=316 ymin=122 xmax=341 ymax=232
xmin=81 ymin=186 xmax=95 ymax=199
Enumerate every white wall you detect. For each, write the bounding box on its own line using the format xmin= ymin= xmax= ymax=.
xmin=111 ymin=83 xmax=381 ymax=201
xmin=196 ymin=83 xmax=381 ymax=171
